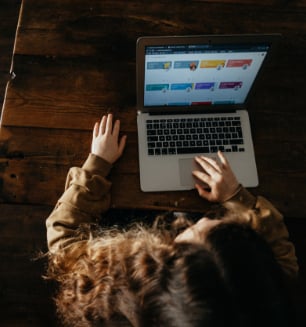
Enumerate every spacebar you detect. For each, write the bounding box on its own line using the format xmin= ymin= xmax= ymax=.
xmin=177 ymin=147 xmax=210 ymax=154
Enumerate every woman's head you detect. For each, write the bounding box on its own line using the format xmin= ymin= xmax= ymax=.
xmin=136 ymin=241 xmax=232 ymax=327
xmin=46 ymin=214 xmax=292 ymax=327
xmin=203 ymin=220 xmax=293 ymax=327
xmin=176 ymin=213 xmax=293 ymax=327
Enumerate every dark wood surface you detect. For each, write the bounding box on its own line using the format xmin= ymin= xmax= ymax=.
xmin=1 ymin=0 xmax=306 ymax=215
xmin=0 ymin=1 xmax=305 ymax=326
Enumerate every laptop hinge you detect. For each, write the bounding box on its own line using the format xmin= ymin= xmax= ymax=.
xmin=147 ymin=108 xmax=237 ymax=116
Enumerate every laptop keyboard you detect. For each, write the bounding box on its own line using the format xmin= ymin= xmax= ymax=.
xmin=146 ymin=116 xmax=245 ymax=156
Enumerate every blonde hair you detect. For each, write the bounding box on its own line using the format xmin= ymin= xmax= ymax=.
xmin=46 ymin=216 xmax=207 ymax=326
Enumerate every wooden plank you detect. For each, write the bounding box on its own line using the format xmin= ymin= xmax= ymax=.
xmin=1 ymin=124 xmax=306 ymax=216
xmin=0 ymin=0 xmax=22 ymax=30
xmin=14 ymin=2 xmax=306 ymax=58
xmin=2 ymin=39 xmax=306 ymax=128
xmin=1 ymin=55 xmax=137 ymax=129
xmin=16 ymin=0 xmax=306 ymax=31
xmin=2 ymin=151 xmax=305 ymax=216
xmin=0 ymin=126 xmax=137 ymax=169
xmin=0 ymin=126 xmax=207 ymax=211
xmin=0 ymin=150 xmax=209 ymax=212
xmin=0 ymin=0 xmax=21 ymax=114
xmin=1 ymin=2 xmax=306 ymax=129
xmin=0 ymin=0 xmax=21 ymax=68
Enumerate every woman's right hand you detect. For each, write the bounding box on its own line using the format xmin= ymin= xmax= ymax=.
xmin=192 ymin=151 xmax=240 ymax=203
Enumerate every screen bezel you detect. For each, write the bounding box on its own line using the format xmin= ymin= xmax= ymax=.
xmin=136 ymin=34 xmax=281 ymax=114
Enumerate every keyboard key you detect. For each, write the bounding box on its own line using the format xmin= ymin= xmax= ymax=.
xmin=230 ymin=139 xmax=244 ymax=145
xmin=147 ymin=136 xmax=158 ymax=142
xmin=177 ymin=147 xmax=209 ymax=154
xmin=145 ymin=116 xmax=244 ymax=156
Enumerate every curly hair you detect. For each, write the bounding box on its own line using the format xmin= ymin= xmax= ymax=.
xmin=46 ymin=213 xmax=293 ymax=327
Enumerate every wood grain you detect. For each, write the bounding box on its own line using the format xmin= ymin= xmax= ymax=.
xmin=1 ymin=0 xmax=306 ymax=217
xmin=1 ymin=2 xmax=306 ymax=327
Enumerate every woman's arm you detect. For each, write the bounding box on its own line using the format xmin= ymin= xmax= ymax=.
xmin=192 ymin=151 xmax=299 ymax=277
xmin=46 ymin=114 xmax=127 ymax=253
xmin=223 ymin=188 xmax=299 ymax=278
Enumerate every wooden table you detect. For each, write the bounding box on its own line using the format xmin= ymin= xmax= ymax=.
xmin=1 ymin=0 xmax=306 ymax=217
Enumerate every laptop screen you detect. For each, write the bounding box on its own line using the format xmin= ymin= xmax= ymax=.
xmin=143 ymin=43 xmax=270 ymax=107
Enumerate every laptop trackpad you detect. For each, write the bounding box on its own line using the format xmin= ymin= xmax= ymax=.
xmin=179 ymin=158 xmax=195 ymax=187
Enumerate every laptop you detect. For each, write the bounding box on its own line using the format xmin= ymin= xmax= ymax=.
xmin=136 ymin=34 xmax=280 ymax=192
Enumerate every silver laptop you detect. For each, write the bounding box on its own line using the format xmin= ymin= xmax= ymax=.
xmin=136 ymin=34 xmax=280 ymax=192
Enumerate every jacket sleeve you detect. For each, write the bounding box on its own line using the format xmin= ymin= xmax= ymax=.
xmin=46 ymin=154 xmax=113 ymax=253
xmin=223 ymin=187 xmax=299 ymax=278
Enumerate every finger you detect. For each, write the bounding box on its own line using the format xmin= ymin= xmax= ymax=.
xmin=93 ymin=122 xmax=99 ymax=138
xmin=118 ymin=135 xmax=127 ymax=156
xmin=195 ymin=183 xmax=212 ymax=201
xmin=99 ymin=115 xmax=107 ymax=135
xmin=195 ymin=156 xmax=221 ymax=176
xmin=193 ymin=171 xmax=211 ymax=191
xmin=217 ymin=151 xmax=237 ymax=179
xmin=217 ymin=151 xmax=229 ymax=168
xmin=200 ymin=156 xmax=222 ymax=173
xmin=105 ymin=113 xmax=113 ymax=134
xmin=192 ymin=170 xmax=211 ymax=185
xmin=112 ymin=119 xmax=120 ymax=137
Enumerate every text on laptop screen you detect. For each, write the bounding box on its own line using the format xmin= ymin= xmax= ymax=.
xmin=144 ymin=43 xmax=269 ymax=107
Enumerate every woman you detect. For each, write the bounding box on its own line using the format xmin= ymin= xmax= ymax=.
xmin=46 ymin=114 xmax=298 ymax=327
